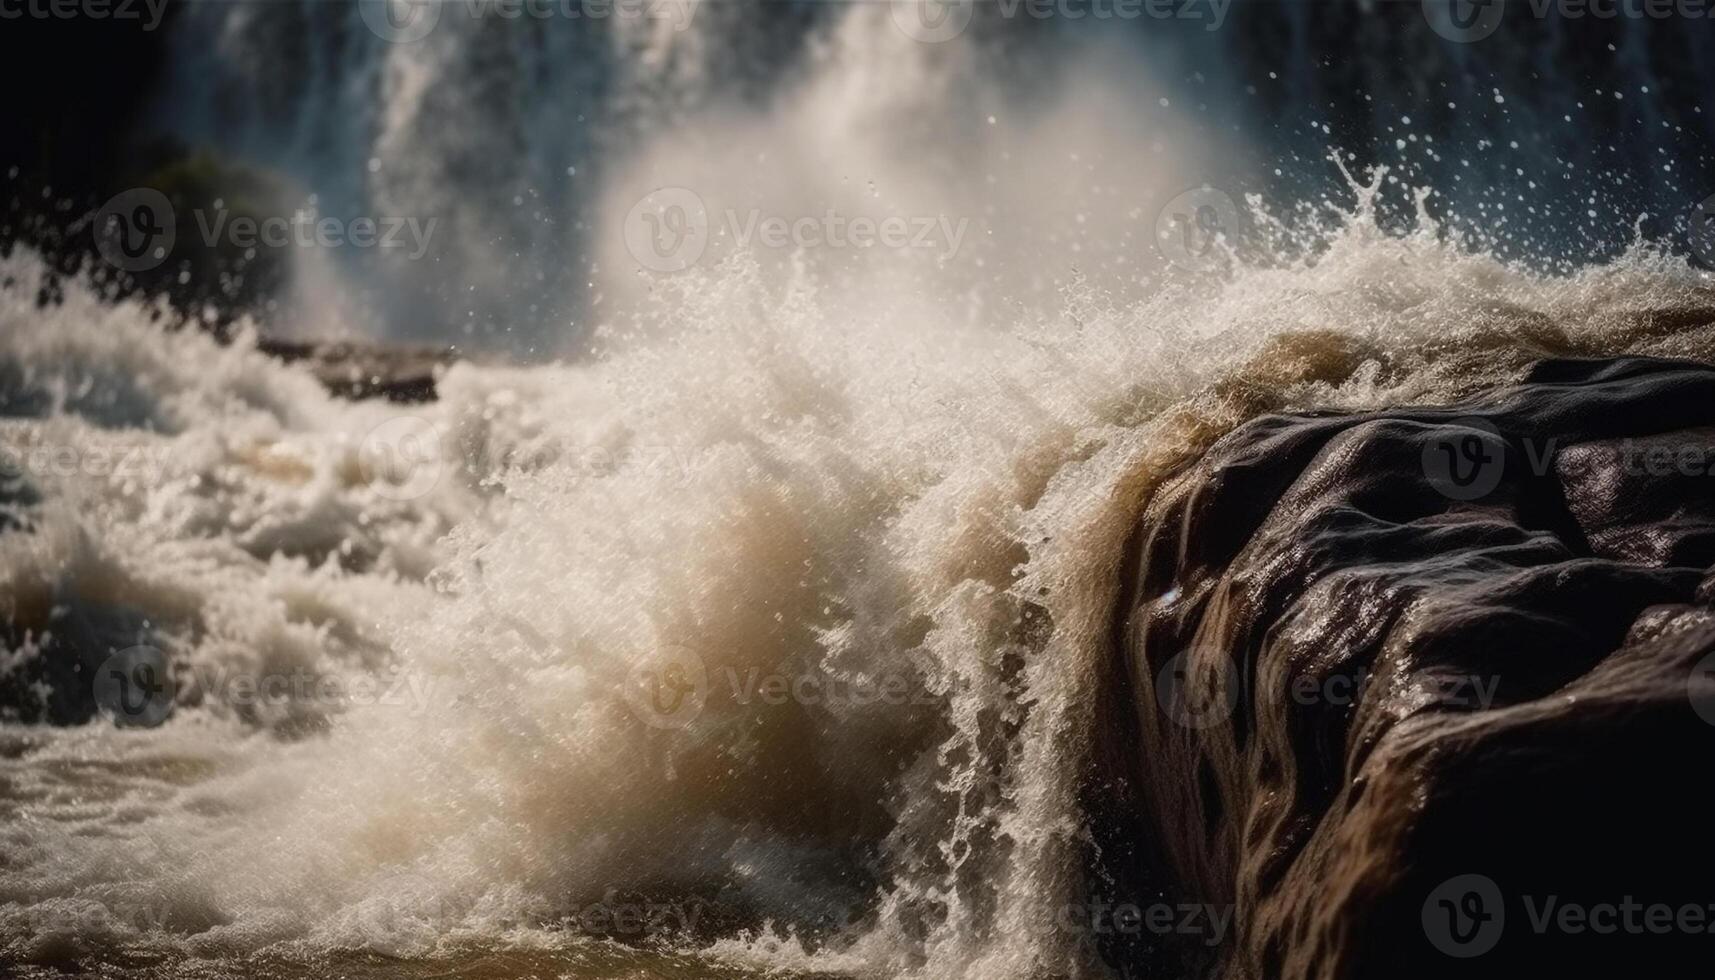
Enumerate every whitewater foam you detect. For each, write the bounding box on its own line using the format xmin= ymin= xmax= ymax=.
xmin=7 ymin=1 xmax=1715 ymax=974
xmin=5 ymin=163 xmax=1714 ymax=976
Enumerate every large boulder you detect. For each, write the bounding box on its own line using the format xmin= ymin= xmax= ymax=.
xmin=1105 ymin=357 xmax=1715 ymax=979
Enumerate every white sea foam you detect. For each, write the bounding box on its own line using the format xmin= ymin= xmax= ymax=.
xmin=5 ymin=184 xmax=1713 ymax=974
xmin=5 ymin=4 xmax=1715 ymax=979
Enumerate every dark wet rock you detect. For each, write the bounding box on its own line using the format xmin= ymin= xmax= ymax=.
xmin=1102 ymin=357 xmax=1715 ymax=979
xmin=257 ymin=337 xmax=456 ymax=403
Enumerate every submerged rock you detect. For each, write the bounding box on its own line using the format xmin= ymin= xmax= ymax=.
xmin=1106 ymin=357 xmax=1715 ymax=979
xmin=256 ymin=337 xmax=456 ymax=403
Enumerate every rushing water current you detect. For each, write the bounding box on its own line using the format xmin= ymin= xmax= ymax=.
xmin=4 ymin=2 xmax=1715 ymax=978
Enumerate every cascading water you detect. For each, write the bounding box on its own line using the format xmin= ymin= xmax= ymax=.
xmin=3 ymin=2 xmax=1715 ymax=979
xmin=138 ymin=0 xmax=1715 ymax=354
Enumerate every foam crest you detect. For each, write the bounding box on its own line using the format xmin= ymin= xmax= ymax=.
xmin=6 ymin=175 xmax=1713 ymax=976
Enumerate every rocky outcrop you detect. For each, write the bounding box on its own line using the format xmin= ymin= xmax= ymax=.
xmin=1104 ymin=357 xmax=1715 ymax=979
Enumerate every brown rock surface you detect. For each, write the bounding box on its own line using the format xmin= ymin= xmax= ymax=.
xmin=1104 ymin=357 xmax=1715 ymax=979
